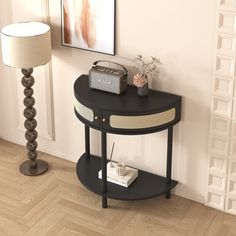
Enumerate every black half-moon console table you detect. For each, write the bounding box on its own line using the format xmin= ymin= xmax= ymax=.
xmin=74 ymin=74 xmax=181 ymax=208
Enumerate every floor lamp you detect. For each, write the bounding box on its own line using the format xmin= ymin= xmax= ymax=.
xmin=0 ymin=22 xmax=51 ymax=176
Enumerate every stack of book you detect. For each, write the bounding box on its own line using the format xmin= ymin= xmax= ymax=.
xmin=98 ymin=161 xmax=138 ymax=187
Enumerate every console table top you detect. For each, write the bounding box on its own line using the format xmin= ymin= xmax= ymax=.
xmin=74 ymin=75 xmax=181 ymax=114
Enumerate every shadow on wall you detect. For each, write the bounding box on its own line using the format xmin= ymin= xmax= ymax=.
xmin=172 ymin=90 xmax=210 ymax=203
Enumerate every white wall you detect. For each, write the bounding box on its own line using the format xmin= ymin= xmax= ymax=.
xmin=0 ymin=0 xmax=18 ymax=140
xmin=0 ymin=0 xmax=217 ymax=203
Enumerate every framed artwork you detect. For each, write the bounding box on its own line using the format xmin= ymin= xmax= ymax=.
xmin=61 ymin=0 xmax=116 ymax=55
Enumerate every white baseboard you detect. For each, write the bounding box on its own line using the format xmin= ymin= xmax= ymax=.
xmin=174 ymin=189 xmax=204 ymax=204
xmin=0 ymin=134 xmax=77 ymax=163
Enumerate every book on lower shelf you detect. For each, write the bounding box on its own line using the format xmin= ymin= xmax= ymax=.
xmin=98 ymin=161 xmax=138 ymax=187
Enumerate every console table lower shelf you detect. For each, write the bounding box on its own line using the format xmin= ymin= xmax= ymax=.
xmin=76 ymin=153 xmax=178 ymax=201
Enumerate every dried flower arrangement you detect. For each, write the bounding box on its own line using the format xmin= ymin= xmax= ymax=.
xmin=133 ymin=55 xmax=161 ymax=87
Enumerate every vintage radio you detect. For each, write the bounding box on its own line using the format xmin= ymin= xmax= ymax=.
xmin=89 ymin=60 xmax=128 ymax=94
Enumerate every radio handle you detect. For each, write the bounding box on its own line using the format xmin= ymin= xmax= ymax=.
xmin=93 ymin=60 xmax=128 ymax=76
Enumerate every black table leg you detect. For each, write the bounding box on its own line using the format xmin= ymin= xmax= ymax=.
xmin=165 ymin=126 xmax=173 ymax=199
xmin=85 ymin=125 xmax=90 ymax=158
xmin=101 ymin=132 xmax=107 ymax=208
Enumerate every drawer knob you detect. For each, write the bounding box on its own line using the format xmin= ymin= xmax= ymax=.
xmin=102 ymin=118 xmax=106 ymax=122
xmin=94 ymin=116 xmax=98 ymax=120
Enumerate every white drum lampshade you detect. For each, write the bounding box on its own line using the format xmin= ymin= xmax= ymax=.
xmin=0 ymin=21 xmax=52 ymax=176
xmin=1 ymin=21 xmax=51 ymax=68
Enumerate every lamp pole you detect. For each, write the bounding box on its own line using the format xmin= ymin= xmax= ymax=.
xmin=19 ymin=68 xmax=48 ymax=175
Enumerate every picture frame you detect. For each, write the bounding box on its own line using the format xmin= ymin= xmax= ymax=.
xmin=61 ymin=0 xmax=116 ymax=55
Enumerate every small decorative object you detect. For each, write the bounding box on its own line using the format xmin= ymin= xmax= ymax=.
xmin=98 ymin=141 xmax=138 ymax=187
xmin=133 ymin=55 xmax=161 ymax=96
xmin=61 ymin=0 xmax=116 ymax=55
xmin=98 ymin=162 xmax=138 ymax=187
xmin=89 ymin=60 xmax=128 ymax=94
xmin=133 ymin=73 xmax=149 ymax=96
xmin=116 ymin=163 xmax=127 ymax=176
xmin=109 ymin=142 xmax=115 ymax=168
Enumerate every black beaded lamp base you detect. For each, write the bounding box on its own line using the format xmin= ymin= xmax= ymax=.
xmin=20 ymin=159 xmax=48 ymax=176
xmin=20 ymin=68 xmax=48 ymax=176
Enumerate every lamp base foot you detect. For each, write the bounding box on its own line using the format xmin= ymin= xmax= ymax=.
xmin=19 ymin=159 xmax=48 ymax=176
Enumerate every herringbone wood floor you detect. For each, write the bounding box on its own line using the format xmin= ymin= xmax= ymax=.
xmin=0 ymin=139 xmax=236 ymax=236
